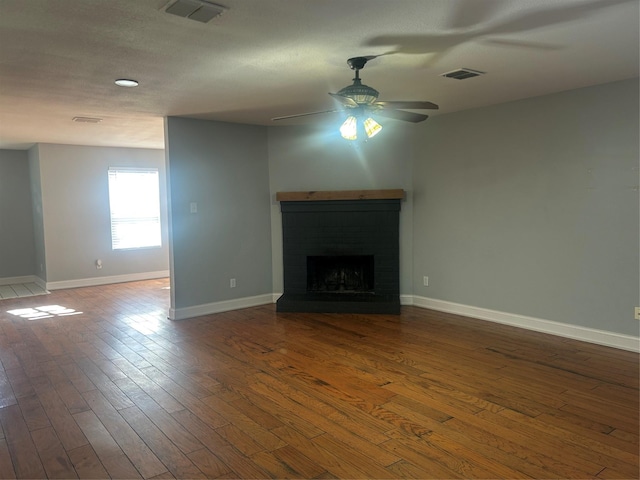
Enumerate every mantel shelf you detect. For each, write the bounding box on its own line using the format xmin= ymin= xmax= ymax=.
xmin=276 ymin=189 xmax=404 ymax=202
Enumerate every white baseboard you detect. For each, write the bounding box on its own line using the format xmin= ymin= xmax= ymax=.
xmin=46 ymin=270 xmax=169 ymax=291
xmin=0 ymin=275 xmax=38 ymax=286
xmin=169 ymin=293 xmax=274 ymax=321
xmin=167 ymin=290 xmax=639 ymax=352
xmin=400 ymin=294 xmax=414 ymax=305
xmin=412 ymin=295 xmax=640 ymax=353
xmin=0 ymin=275 xmax=48 ymax=291
xmin=33 ymin=276 xmax=47 ymax=291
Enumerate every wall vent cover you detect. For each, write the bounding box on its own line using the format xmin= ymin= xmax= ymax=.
xmin=164 ymin=0 xmax=227 ymax=23
xmin=440 ymin=68 xmax=485 ymax=80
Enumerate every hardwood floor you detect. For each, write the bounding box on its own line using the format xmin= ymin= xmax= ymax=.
xmin=0 ymin=278 xmax=638 ymax=479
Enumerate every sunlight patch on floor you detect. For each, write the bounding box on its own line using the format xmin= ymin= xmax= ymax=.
xmin=7 ymin=305 xmax=82 ymax=319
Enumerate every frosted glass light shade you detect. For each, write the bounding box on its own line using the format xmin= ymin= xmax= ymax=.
xmin=340 ymin=115 xmax=383 ymax=141
xmin=363 ymin=117 xmax=382 ymax=138
xmin=340 ymin=115 xmax=358 ymax=140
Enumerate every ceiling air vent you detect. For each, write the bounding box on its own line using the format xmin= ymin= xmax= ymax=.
xmin=72 ymin=116 xmax=102 ymax=123
xmin=164 ymin=0 xmax=227 ymax=23
xmin=440 ymin=68 xmax=485 ymax=80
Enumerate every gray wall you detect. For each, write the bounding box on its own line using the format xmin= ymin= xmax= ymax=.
xmin=166 ymin=117 xmax=272 ymax=310
xmin=28 ymin=145 xmax=46 ymax=281
xmin=35 ymin=144 xmax=169 ymax=283
xmin=412 ymin=78 xmax=639 ymax=336
xmin=267 ymin=122 xmax=417 ymax=296
xmin=0 ymin=149 xmax=36 ymax=278
xmin=5 ymin=77 xmax=633 ymax=342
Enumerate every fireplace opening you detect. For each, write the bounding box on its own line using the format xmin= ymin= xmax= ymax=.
xmin=307 ymin=255 xmax=374 ymax=294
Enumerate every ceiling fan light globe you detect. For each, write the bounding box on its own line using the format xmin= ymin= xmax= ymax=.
xmin=340 ymin=116 xmax=358 ymax=140
xmin=364 ymin=117 xmax=382 ymax=138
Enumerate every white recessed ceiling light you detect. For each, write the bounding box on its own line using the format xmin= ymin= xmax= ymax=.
xmin=115 ymin=78 xmax=139 ymax=87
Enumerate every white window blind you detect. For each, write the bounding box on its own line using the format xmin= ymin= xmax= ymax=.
xmin=108 ymin=167 xmax=161 ymax=250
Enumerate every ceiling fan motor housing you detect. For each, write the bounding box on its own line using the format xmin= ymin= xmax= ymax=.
xmin=337 ymin=80 xmax=379 ymax=105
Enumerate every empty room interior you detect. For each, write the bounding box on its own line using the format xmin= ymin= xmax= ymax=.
xmin=0 ymin=0 xmax=638 ymax=478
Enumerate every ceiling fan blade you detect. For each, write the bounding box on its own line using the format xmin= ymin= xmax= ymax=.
xmin=329 ymin=93 xmax=358 ymax=108
xmin=271 ymin=109 xmax=340 ymax=121
xmin=447 ymin=0 xmax=505 ymax=29
xmin=374 ymin=100 xmax=439 ymax=110
xmin=374 ymin=109 xmax=429 ymax=123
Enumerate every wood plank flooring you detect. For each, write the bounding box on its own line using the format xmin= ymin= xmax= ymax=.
xmin=0 ymin=278 xmax=638 ymax=479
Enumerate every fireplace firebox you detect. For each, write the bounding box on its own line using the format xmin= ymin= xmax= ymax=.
xmin=307 ymin=255 xmax=374 ymax=293
xmin=276 ymin=190 xmax=402 ymax=314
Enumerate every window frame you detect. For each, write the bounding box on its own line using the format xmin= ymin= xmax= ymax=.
xmin=107 ymin=167 xmax=162 ymax=251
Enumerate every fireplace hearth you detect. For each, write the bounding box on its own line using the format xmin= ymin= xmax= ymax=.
xmin=276 ymin=190 xmax=403 ymax=314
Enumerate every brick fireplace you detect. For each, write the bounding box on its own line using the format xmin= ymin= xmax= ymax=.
xmin=276 ymin=190 xmax=403 ymax=314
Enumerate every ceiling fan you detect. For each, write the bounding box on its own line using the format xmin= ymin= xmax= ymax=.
xmin=272 ymin=56 xmax=439 ymax=139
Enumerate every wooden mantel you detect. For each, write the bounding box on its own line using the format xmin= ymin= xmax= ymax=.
xmin=276 ymin=189 xmax=404 ymax=202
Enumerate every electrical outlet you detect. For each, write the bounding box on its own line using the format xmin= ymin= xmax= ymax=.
xmin=96 ymin=259 xmax=102 ymax=270
xmin=230 ymin=278 xmax=236 ymax=288
xmin=635 ymin=307 xmax=640 ymax=320
xmin=423 ymin=276 xmax=429 ymax=287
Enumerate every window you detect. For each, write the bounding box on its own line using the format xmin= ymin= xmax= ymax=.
xmin=108 ymin=167 xmax=161 ymax=250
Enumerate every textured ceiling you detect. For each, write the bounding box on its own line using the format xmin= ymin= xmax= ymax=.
xmin=0 ymin=0 xmax=638 ymax=150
